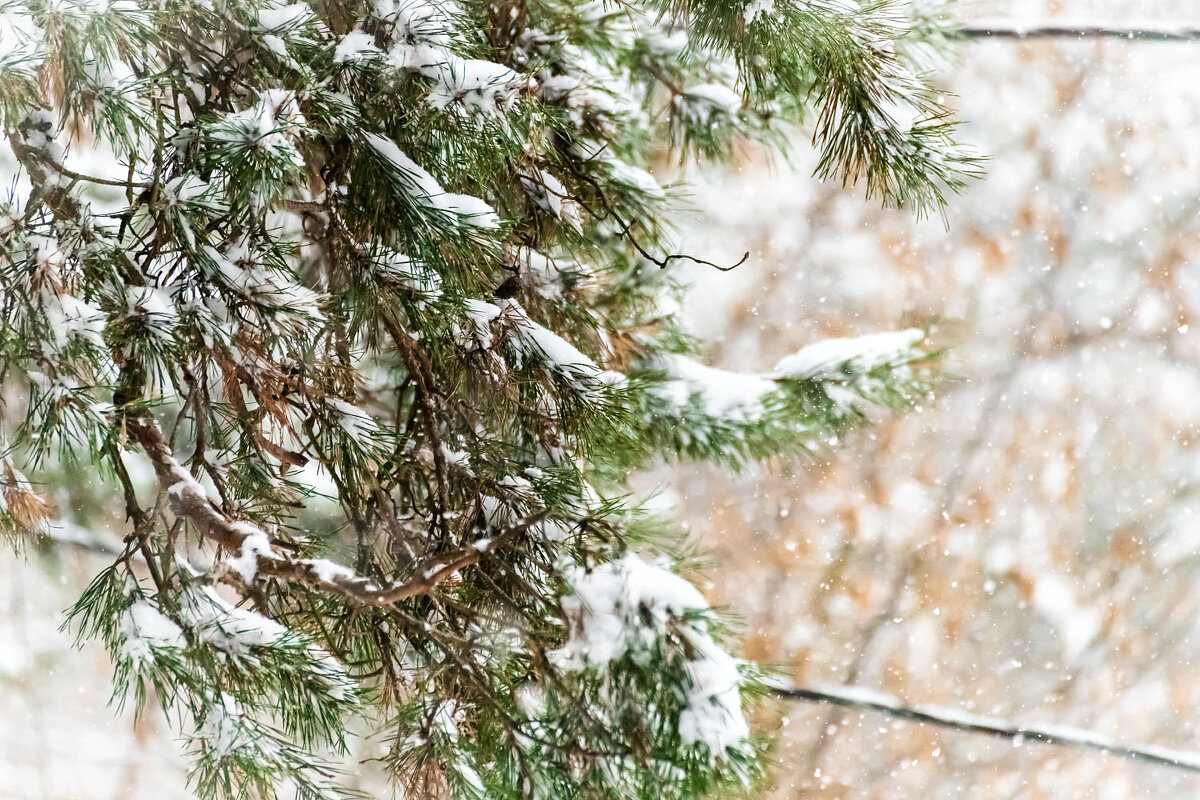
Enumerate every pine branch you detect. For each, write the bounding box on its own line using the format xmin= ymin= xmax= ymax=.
xmin=123 ymin=417 xmax=509 ymax=606
xmin=774 ymin=684 xmax=1200 ymax=774
xmin=957 ymin=22 xmax=1200 ymax=41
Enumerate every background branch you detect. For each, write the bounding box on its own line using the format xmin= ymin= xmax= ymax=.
xmin=958 ymin=22 xmax=1200 ymax=41
xmin=775 ymin=684 xmax=1200 ymax=775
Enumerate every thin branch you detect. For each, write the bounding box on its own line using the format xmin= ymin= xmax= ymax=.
xmin=775 ymin=683 xmax=1200 ymax=775
xmin=122 ymin=416 xmax=517 ymax=607
xmin=957 ymin=22 xmax=1200 ymax=42
xmin=33 ymin=524 xmax=127 ymax=556
xmin=566 ymin=164 xmax=749 ymax=272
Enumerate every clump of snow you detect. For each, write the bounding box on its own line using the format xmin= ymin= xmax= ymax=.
xmin=438 ymin=191 xmax=499 ymax=228
xmin=503 ymin=301 xmax=622 ymax=390
xmin=19 ymin=109 xmax=63 ymax=160
xmin=197 ymin=693 xmax=251 ymax=757
xmin=125 ymin=285 xmax=176 ymax=340
xmin=225 ymin=528 xmax=273 ymax=584
xmin=677 ymin=84 xmax=742 ymax=124
xmin=658 ymin=355 xmax=776 ymax=419
xmin=459 ymin=299 xmax=501 ymax=350
xmin=426 ymin=58 xmax=520 ymax=118
xmin=374 ymin=0 xmax=520 ymax=117
xmin=551 ymin=554 xmax=751 ymax=756
xmin=255 ymin=1 xmax=313 ymax=32
xmin=519 ymin=169 xmax=583 ymax=233
xmin=605 ymin=159 xmax=665 ymax=200
xmin=364 ymin=132 xmax=499 ymax=227
xmin=743 ymin=0 xmax=774 ymax=24
xmin=539 ymin=73 xmax=621 ymax=121
xmin=121 ymin=600 xmax=186 ymax=665
xmin=551 ymin=553 xmax=708 ymax=669
xmin=203 ymin=241 xmax=323 ymax=318
xmin=167 ymin=464 xmax=208 ymax=504
xmin=42 ymin=289 xmax=105 ymax=351
xmin=510 ymin=249 xmax=591 ymax=299
xmin=209 ymin=90 xmax=306 ymax=169
xmin=300 ymin=557 xmax=359 ymax=586
xmin=678 ymin=637 xmax=750 ymax=754
xmin=505 ymin=301 xmax=596 ymax=373
xmin=373 ymin=249 xmax=442 ymax=296
xmin=326 ymin=397 xmax=381 ymax=443
xmin=180 ymin=586 xmax=287 ymax=655
xmin=873 ymin=65 xmax=923 ymax=136
xmin=333 ymin=29 xmax=379 ymax=63
xmin=772 ymin=328 xmax=924 ymax=380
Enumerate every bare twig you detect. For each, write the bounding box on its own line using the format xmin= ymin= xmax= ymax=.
xmin=775 ymin=683 xmax=1200 ymax=775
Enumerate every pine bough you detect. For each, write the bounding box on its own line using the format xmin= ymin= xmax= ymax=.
xmin=0 ymin=0 xmax=971 ymax=797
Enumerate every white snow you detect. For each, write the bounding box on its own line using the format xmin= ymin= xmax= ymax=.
xmin=743 ymin=0 xmax=774 ymax=24
xmin=503 ymin=301 xmax=623 ymax=390
xmin=505 ymin=301 xmax=597 ymax=375
xmin=678 ymin=637 xmax=750 ymax=754
xmin=438 ymin=192 xmax=499 ymax=228
xmin=334 ymin=29 xmax=380 ymax=63
xmin=519 ymin=169 xmax=583 ymax=233
xmin=300 ymin=557 xmax=359 ymax=585
xmin=197 ymin=693 xmax=249 ymax=757
xmin=255 ymin=2 xmax=312 ymax=31
xmin=772 ymin=328 xmax=924 ymax=380
xmin=551 ymin=554 xmax=751 ymax=756
xmin=658 ymin=355 xmax=776 ymax=419
xmin=551 ymin=553 xmax=708 ymax=669
xmin=677 ymin=84 xmax=742 ymax=124
xmin=374 ymin=249 xmax=442 ymax=296
xmin=605 ymin=159 xmax=665 ymax=200
xmin=180 ymin=586 xmax=287 ymax=655
xmin=326 ymin=397 xmax=381 ymax=443
xmin=521 ymin=249 xmax=592 ymax=299
xmin=210 ymin=91 xmax=306 ymax=169
xmin=167 ymin=464 xmax=208 ymax=502
xmin=125 ymin=285 xmax=177 ymax=339
xmin=225 ymin=528 xmax=272 ymax=584
xmin=460 ymin=299 xmax=501 ymax=350
xmin=375 ymin=0 xmax=521 ymax=118
xmin=121 ymin=600 xmax=186 ymax=665
xmin=365 ymin=132 xmax=499 ymax=227
xmin=425 ymin=58 xmax=520 ymax=118
xmin=42 ymin=289 xmax=105 ymax=351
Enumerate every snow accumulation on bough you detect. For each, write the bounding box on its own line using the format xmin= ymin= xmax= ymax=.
xmin=658 ymin=354 xmax=776 ymax=420
xmin=772 ymin=328 xmax=925 ymax=380
xmin=365 ymin=132 xmax=499 ymax=227
xmin=121 ymin=600 xmax=186 ymax=665
xmin=551 ymin=554 xmax=751 ymax=756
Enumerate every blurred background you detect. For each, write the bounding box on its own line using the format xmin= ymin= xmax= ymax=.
xmin=10 ymin=0 xmax=1200 ymax=797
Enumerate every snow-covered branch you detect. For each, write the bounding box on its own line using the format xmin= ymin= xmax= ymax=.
xmin=775 ymin=684 xmax=1200 ymax=774
xmin=124 ymin=417 xmax=504 ymax=607
xmin=959 ymin=22 xmax=1200 ymax=42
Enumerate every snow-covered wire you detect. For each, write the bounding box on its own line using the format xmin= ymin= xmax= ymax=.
xmin=774 ymin=683 xmax=1200 ymax=774
xmin=958 ymin=22 xmax=1200 ymax=41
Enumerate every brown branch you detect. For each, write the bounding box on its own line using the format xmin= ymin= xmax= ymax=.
xmin=380 ymin=307 xmax=452 ymax=530
xmin=122 ymin=416 xmax=508 ymax=607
